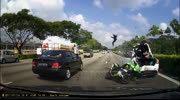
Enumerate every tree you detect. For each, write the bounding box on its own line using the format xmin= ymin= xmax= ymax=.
xmin=75 ymin=29 xmax=92 ymax=45
xmin=164 ymin=27 xmax=171 ymax=34
xmin=47 ymin=21 xmax=63 ymax=36
xmin=82 ymin=38 xmax=96 ymax=49
xmin=170 ymin=19 xmax=180 ymax=54
xmin=130 ymin=35 xmax=149 ymax=45
xmin=60 ymin=20 xmax=81 ymax=42
xmin=0 ymin=9 xmax=48 ymax=54
xmin=146 ymin=25 xmax=163 ymax=37
xmin=47 ymin=20 xmax=81 ymax=42
xmin=170 ymin=19 xmax=180 ymax=35
xmin=80 ymin=37 xmax=107 ymax=50
xmin=114 ymin=35 xmax=149 ymax=56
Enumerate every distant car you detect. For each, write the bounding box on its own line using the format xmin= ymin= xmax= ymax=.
xmin=0 ymin=50 xmax=19 ymax=64
xmin=32 ymin=50 xmax=83 ymax=79
xmin=83 ymin=49 xmax=93 ymax=58
xmin=101 ymin=50 xmax=106 ymax=54
xmin=79 ymin=49 xmax=84 ymax=54
xmin=93 ymin=50 xmax=99 ymax=53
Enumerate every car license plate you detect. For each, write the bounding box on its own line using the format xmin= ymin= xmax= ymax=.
xmin=38 ymin=63 xmax=48 ymax=67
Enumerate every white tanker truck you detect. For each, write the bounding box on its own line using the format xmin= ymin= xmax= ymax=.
xmin=36 ymin=36 xmax=79 ymax=55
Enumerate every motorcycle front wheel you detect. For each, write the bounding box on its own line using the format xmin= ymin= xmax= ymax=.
xmin=119 ymin=72 xmax=131 ymax=84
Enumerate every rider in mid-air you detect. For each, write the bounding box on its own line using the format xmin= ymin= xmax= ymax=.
xmin=111 ymin=34 xmax=117 ymax=46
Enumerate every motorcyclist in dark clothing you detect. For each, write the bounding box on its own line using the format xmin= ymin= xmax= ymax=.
xmin=133 ymin=42 xmax=157 ymax=66
xmin=111 ymin=34 xmax=117 ymax=46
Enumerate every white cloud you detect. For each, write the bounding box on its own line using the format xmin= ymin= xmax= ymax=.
xmin=69 ymin=14 xmax=133 ymax=48
xmin=172 ymin=7 xmax=180 ymax=17
xmin=159 ymin=22 xmax=167 ymax=31
xmin=131 ymin=13 xmax=150 ymax=27
xmin=1 ymin=0 xmax=67 ymax=21
xmin=93 ymin=0 xmax=103 ymax=9
xmin=94 ymin=0 xmax=159 ymax=11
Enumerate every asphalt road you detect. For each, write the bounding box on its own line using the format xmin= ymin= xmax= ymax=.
xmin=0 ymin=52 xmax=179 ymax=90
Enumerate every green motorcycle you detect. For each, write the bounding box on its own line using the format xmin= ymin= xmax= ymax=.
xmin=105 ymin=43 xmax=159 ymax=84
xmin=106 ymin=62 xmax=141 ymax=84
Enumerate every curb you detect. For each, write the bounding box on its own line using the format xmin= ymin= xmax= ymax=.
xmin=19 ymin=59 xmax=32 ymax=62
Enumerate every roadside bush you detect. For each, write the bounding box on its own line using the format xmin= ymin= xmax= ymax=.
xmin=154 ymin=54 xmax=180 ymax=80
xmin=113 ymin=51 xmax=121 ymax=55
xmin=17 ymin=54 xmax=37 ymax=60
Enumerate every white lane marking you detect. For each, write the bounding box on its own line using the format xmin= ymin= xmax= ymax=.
xmin=3 ymin=82 xmax=13 ymax=85
xmin=0 ymin=82 xmax=12 ymax=89
xmin=158 ymin=73 xmax=180 ymax=85
xmin=46 ymin=91 xmax=60 ymax=93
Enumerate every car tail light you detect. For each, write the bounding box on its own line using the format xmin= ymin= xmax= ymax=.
xmin=156 ymin=59 xmax=159 ymax=64
xmin=52 ymin=62 xmax=61 ymax=68
xmin=32 ymin=61 xmax=35 ymax=67
xmin=42 ymin=43 xmax=49 ymax=48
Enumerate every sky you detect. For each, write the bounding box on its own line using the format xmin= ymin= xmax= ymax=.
xmin=1 ymin=0 xmax=180 ymax=49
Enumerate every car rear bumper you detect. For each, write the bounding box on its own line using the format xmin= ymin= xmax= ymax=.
xmin=84 ymin=55 xmax=91 ymax=57
xmin=141 ymin=70 xmax=158 ymax=76
xmin=32 ymin=67 xmax=65 ymax=76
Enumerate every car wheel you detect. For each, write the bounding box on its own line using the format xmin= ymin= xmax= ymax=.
xmin=79 ymin=63 xmax=83 ymax=71
xmin=15 ymin=58 xmax=19 ymax=63
xmin=64 ymin=69 xmax=71 ymax=80
xmin=2 ymin=59 xmax=6 ymax=64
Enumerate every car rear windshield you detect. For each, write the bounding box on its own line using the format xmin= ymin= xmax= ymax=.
xmin=41 ymin=50 xmax=63 ymax=58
